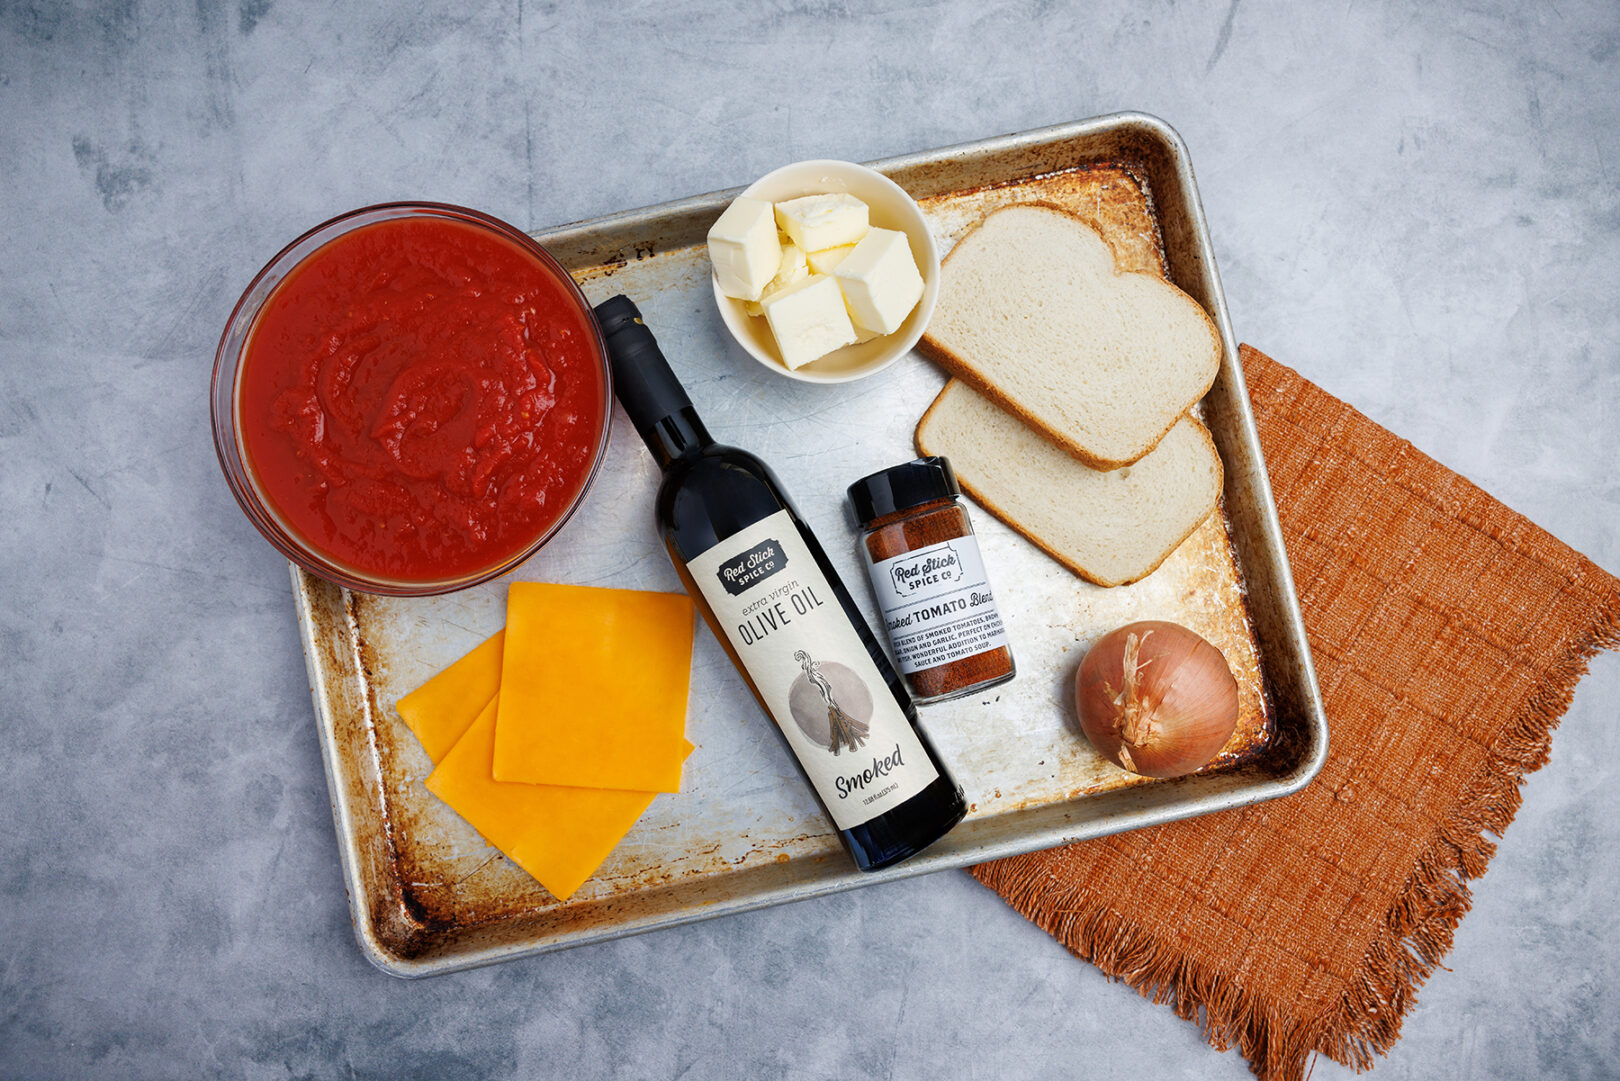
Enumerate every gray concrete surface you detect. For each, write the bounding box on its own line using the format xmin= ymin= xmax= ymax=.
xmin=3 ymin=2 xmax=1617 ymax=1078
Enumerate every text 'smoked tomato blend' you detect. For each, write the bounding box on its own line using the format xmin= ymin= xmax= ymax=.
xmin=236 ymin=215 xmax=606 ymax=583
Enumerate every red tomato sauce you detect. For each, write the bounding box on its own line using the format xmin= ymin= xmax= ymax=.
xmin=237 ymin=215 xmax=606 ymax=582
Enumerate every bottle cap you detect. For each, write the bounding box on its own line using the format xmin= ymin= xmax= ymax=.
xmin=593 ymin=294 xmax=694 ymax=435
xmin=846 ymin=457 xmax=961 ymax=527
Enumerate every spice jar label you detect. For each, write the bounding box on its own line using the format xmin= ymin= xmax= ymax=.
xmin=688 ymin=509 xmax=938 ymax=830
xmin=866 ymin=536 xmax=1010 ymax=675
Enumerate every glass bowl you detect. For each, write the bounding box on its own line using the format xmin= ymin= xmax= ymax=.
xmin=211 ymin=202 xmax=613 ymax=596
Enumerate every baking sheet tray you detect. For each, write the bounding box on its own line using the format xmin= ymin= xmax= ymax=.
xmin=293 ymin=113 xmax=1328 ymax=977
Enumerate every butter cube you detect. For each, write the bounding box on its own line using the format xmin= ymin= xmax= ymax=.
xmin=743 ymin=241 xmax=811 ymax=317
xmin=762 ymin=274 xmax=857 ymax=369
xmin=842 ymin=298 xmax=883 ymax=344
xmin=806 ymin=243 xmax=856 ymax=275
xmin=774 ymin=194 xmax=869 ymax=253
xmin=708 ymin=197 xmax=783 ymax=302
xmin=833 ymin=227 xmax=924 ymax=336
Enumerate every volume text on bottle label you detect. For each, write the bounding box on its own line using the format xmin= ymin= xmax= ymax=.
xmin=687 ymin=509 xmax=937 ymax=830
xmin=866 ymin=536 xmax=1010 ymax=675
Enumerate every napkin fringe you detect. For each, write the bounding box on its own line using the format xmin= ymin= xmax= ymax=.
xmin=973 ymin=597 xmax=1619 ymax=1081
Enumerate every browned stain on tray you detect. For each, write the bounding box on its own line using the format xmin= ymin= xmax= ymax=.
xmin=319 ymin=581 xmax=839 ymax=961
xmin=920 ymin=160 xmax=1171 ymax=277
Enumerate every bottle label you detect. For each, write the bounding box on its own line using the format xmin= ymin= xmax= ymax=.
xmin=687 ymin=509 xmax=938 ymax=830
xmin=866 ymin=535 xmax=1010 ymax=676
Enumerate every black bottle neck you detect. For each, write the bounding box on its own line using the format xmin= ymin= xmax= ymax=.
xmin=643 ymin=405 xmax=715 ymax=468
xmin=594 ymin=294 xmax=716 ymax=469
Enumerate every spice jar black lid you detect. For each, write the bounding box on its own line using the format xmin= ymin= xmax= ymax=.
xmin=847 ymin=456 xmax=961 ymax=527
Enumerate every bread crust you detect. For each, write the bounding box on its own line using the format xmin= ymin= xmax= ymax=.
xmin=918 ymin=201 xmax=1222 ymax=471
xmin=915 ymin=381 xmax=1223 ymax=587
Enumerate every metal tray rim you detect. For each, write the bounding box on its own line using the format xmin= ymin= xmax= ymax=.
xmin=297 ymin=112 xmax=1330 ymax=978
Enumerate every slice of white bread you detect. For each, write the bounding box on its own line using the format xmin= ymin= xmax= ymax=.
xmin=917 ymin=380 xmax=1223 ymax=587
xmin=919 ymin=202 xmax=1221 ymax=470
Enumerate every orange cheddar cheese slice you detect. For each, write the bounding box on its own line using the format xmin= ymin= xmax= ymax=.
xmin=493 ymin=582 xmax=696 ymax=792
xmin=426 ymin=698 xmax=685 ymax=901
xmin=396 ymin=630 xmax=505 ymax=764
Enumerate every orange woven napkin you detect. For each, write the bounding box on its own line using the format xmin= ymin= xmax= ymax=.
xmin=972 ymin=345 xmax=1620 ymax=1081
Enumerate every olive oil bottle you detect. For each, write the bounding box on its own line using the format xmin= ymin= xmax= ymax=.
xmin=595 ymin=295 xmax=966 ymax=871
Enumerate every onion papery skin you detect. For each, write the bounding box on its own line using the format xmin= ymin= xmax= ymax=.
xmin=1075 ymin=620 xmax=1239 ymax=779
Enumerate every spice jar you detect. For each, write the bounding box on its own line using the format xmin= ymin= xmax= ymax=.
xmin=847 ymin=456 xmax=1015 ymax=704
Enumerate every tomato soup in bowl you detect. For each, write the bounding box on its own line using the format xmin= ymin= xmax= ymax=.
xmin=212 ymin=203 xmax=612 ymax=595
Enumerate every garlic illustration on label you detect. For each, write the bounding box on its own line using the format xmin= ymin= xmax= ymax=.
xmin=789 ymin=650 xmax=871 ymax=755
